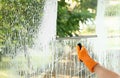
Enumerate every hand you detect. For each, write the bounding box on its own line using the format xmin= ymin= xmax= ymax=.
xmin=76 ymin=43 xmax=98 ymax=72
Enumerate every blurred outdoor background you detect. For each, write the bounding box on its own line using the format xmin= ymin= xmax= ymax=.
xmin=0 ymin=0 xmax=120 ymax=78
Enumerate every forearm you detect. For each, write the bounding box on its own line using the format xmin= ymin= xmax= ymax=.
xmin=94 ymin=64 xmax=120 ymax=78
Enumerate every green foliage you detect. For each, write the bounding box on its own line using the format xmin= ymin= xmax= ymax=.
xmin=80 ymin=0 xmax=97 ymax=10
xmin=0 ymin=0 xmax=45 ymax=55
xmin=57 ymin=0 xmax=97 ymax=37
xmin=105 ymin=4 xmax=120 ymax=16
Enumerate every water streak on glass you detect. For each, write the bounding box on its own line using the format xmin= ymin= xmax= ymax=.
xmin=0 ymin=0 xmax=120 ymax=78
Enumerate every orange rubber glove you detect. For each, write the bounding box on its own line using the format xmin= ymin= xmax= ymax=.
xmin=76 ymin=43 xmax=98 ymax=72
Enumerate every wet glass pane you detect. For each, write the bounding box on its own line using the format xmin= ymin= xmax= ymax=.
xmin=0 ymin=0 xmax=120 ymax=78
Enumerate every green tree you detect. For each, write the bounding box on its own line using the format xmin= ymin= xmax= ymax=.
xmin=57 ymin=0 xmax=97 ymax=37
xmin=0 ymin=0 xmax=45 ymax=59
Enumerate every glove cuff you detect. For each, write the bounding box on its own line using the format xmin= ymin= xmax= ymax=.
xmin=83 ymin=57 xmax=98 ymax=72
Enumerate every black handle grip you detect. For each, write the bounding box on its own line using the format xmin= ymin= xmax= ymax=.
xmin=77 ymin=43 xmax=82 ymax=50
xmin=77 ymin=43 xmax=83 ymax=62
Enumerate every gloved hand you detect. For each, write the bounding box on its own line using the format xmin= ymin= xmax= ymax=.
xmin=76 ymin=43 xmax=98 ymax=72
